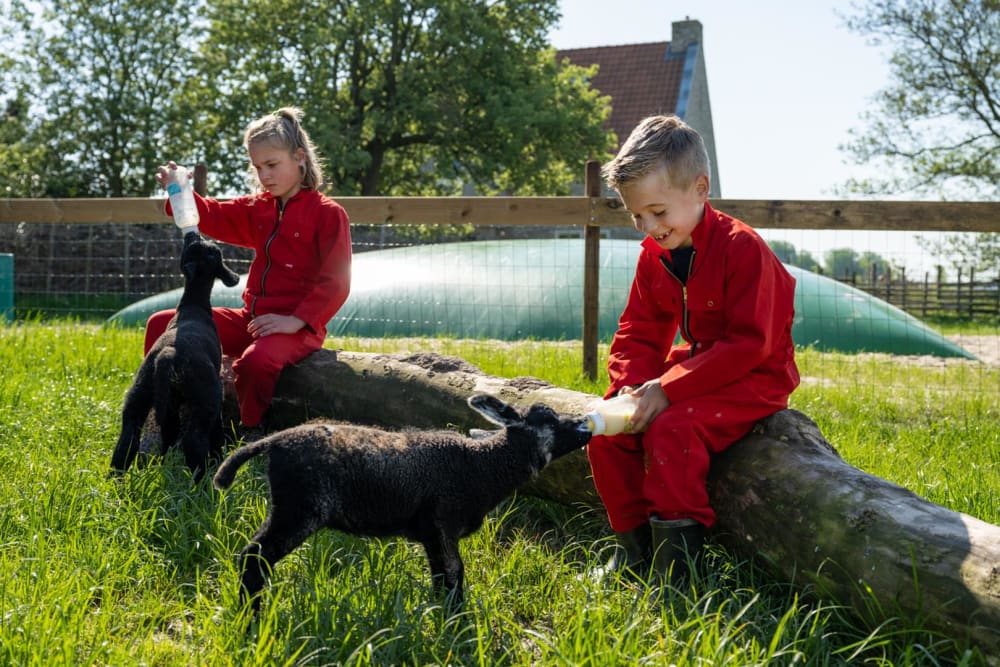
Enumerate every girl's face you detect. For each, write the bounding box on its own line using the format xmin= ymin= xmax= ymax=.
xmin=618 ymin=166 xmax=708 ymax=251
xmin=249 ymin=142 xmax=305 ymax=204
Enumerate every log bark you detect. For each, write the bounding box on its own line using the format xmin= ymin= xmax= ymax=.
xmin=222 ymin=349 xmax=1000 ymax=658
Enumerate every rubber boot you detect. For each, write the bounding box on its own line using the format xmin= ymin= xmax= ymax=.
xmin=588 ymin=522 xmax=652 ymax=584
xmin=649 ymin=516 xmax=705 ymax=587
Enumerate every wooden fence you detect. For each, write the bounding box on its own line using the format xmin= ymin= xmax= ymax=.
xmin=836 ymin=265 xmax=1000 ymax=320
xmin=1 ymin=165 xmax=997 ymax=378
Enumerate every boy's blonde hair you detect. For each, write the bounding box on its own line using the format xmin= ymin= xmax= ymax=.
xmin=244 ymin=107 xmax=324 ymax=191
xmin=601 ymin=115 xmax=710 ymax=191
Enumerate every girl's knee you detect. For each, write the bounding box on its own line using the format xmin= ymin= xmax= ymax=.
xmin=232 ymin=345 xmax=289 ymax=378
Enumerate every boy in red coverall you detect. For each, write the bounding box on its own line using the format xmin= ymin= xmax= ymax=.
xmin=150 ymin=107 xmax=352 ymax=438
xmin=588 ymin=115 xmax=799 ymax=585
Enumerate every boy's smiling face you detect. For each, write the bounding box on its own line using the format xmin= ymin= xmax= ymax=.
xmin=619 ymin=165 xmax=709 ymax=251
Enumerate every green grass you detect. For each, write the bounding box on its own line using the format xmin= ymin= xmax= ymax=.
xmin=0 ymin=321 xmax=996 ymax=665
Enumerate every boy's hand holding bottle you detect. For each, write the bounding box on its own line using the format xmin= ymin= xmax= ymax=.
xmin=584 ymin=380 xmax=670 ymax=436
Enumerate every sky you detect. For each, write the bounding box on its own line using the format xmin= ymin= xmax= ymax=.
xmin=548 ymin=0 xmax=952 ymax=275
xmin=549 ymin=0 xmax=890 ymax=201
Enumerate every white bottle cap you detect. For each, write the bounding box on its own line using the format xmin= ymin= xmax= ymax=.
xmin=585 ymin=411 xmax=606 ymax=436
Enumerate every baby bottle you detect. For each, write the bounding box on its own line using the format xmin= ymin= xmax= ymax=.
xmin=165 ymin=165 xmax=200 ymax=234
xmin=584 ymin=392 xmax=642 ymax=436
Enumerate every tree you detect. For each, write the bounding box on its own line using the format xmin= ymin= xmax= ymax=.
xmin=858 ymin=250 xmax=897 ymax=279
xmin=768 ymin=240 xmax=822 ymax=273
xmin=0 ymin=12 xmax=46 ymax=198
xmin=0 ymin=93 xmax=48 ymax=198
xmin=841 ymin=0 xmax=999 ymax=199
xmin=188 ymin=0 xmax=614 ymax=196
xmin=6 ymin=0 xmax=200 ymax=197
xmin=825 ymin=248 xmax=863 ymax=279
xmin=768 ymin=240 xmax=798 ymax=265
xmin=916 ymin=232 xmax=1000 ymax=277
xmin=793 ymin=248 xmax=822 ymax=273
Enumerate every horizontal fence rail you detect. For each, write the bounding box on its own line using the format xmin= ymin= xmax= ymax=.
xmin=2 ymin=196 xmax=998 ymax=231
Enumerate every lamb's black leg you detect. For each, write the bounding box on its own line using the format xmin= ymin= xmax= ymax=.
xmin=111 ymin=381 xmax=153 ymax=473
xmin=110 ymin=416 xmax=143 ymax=473
xmin=208 ymin=413 xmax=226 ymax=462
xmin=238 ymin=510 xmax=323 ymax=612
xmin=180 ymin=427 xmax=212 ymax=482
xmin=158 ymin=408 xmax=181 ymax=456
xmin=421 ymin=529 xmax=465 ymax=608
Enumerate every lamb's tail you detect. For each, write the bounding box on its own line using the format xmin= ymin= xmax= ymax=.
xmin=212 ymin=437 xmax=276 ymax=490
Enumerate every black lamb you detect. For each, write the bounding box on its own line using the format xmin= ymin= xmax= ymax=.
xmin=212 ymin=394 xmax=593 ymax=609
xmin=111 ymin=233 xmax=240 ymax=480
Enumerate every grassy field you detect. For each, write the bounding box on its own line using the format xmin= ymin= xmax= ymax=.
xmin=0 ymin=321 xmax=997 ymax=666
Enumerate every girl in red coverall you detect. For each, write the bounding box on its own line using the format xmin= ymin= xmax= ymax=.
xmin=588 ymin=115 xmax=799 ymax=586
xmin=150 ymin=107 xmax=352 ymax=437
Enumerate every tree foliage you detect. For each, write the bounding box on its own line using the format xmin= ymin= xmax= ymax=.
xmin=768 ymin=239 xmax=822 ymax=272
xmin=841 ymin=0 xmax=999 ymax=199
xmin=1 ymin=0 xmax=612 ymax=198
xmin=188 ymin=0 xmax=613 ymax=196
xmin=4 ymin=0 xmax=199 ymax=197
xmin=821 ymin=247 xmax=897 ymax=279
xmin=916 ymin=231 xmax=1000 ymax=276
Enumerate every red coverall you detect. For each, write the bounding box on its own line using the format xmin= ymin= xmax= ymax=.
xmin=587 ymin=203 xmax=799 ymax=530
xmin=146 ymin=188 xmax=352 ymax=426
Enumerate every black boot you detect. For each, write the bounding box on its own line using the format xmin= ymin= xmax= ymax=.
xmin=588 ymin=522 xmax=652 ymax=584
xmin=649 ymin=516 xmax=705 ymax=587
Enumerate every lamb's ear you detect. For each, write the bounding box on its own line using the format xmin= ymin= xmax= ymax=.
xmin=468 ymin=394 xmax=521 ymax=427
xmin=218 ymin=262 xmax=240 ymax=287
xmin=468 ymin=428 xmax=500 ymax=440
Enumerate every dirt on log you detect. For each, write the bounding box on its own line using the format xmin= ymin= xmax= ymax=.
xmin=221 ymin=348 xmax=1000 ymax=658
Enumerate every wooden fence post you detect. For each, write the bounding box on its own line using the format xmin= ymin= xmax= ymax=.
xmin=583 ymin=160 xmax=601 ymax=381
xmin=969 ymin=268 xmax=976 ymax=318
xmin=922 ymin=271 xmax=929 ymax=319
xmin=900 ymin=266 xmax=906 ymax=312
xmin=957 ymin=268 xmax=964 ymax=317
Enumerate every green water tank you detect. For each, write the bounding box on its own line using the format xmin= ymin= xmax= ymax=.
xmin=106 ymin=239 xmax=975 ymax=359
xmin=0 ymin=254 xmax=13 ymax=321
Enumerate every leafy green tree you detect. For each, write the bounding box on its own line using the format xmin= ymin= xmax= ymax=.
xmin=840 ymin=0 xmax=999 ymax=199
xmin=767 ymin=240 xmax=822 ymax=273
xmin=0 ymin=13 xmax=44 ymax=197
xmin=768 ymin=240 xmax=798 ymax=265
xmin=0 ymin=93 xmax=48 ymax=198
xmin=916 ymin=232 xmax=1000 ymax=277
xmin=858 ymin=250 xmax=897 ymax=279
xmin=794 ymin=249 xmax=822 ymax=273
xmin=188 ymin=0 xmax=614 ymax=196
xmin=825 ymin=248 xmax=864 ymax=279
xmin=6 ymin=0 xmax=200 ymax=197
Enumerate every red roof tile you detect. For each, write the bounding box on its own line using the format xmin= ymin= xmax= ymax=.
xmin=557 ymin=42 xmax=685 ymax=149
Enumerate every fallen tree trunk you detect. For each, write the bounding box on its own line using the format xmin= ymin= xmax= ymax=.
xmin=222 ymin=349 xmax=1000 ymax=658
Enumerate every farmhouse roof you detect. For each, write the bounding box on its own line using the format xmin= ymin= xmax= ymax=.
xmin=557 ymin=19 xmax=721 ymax=195
xmin=557 ymin=41 xmax=685 ymax=150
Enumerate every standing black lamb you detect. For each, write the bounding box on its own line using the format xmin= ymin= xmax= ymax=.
xmin=213 ymin=394 xmax=593 ymax=609
xmin=111 ymin=233 xmax=240 ymax=481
